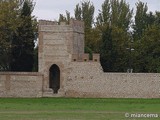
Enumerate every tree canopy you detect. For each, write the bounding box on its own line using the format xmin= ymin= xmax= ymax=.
xmin=1 ymin=0 xmax=160 ymax=73
xmin=0 ymin=0 xmax=37 ymax=71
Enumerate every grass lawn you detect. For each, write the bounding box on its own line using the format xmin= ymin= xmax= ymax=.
xmin=0 ymin=98 xmax=160 ymax=120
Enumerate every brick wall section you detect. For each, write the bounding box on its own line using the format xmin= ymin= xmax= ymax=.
xmin=65 ymin=62 xmax=160 ymax=98
xmin=0 ymin=72 xmax=43 ymax=97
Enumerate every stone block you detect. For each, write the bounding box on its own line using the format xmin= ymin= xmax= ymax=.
xmin=92 ymin=54 xmax=100 ymax=62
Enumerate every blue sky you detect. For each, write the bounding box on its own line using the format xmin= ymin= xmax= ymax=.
xmin=32 ymin=0 xmax=160 ymax=20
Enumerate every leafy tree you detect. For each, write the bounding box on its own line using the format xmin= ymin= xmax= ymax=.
xmin=10 ymin=0 xmax=36 ymax=71
xmin=133 ymin=1 xmax=148 ymax=40
xmin=0 ymin=0 xmax=20 ymax=71
xmin=32 ymin=46 xmax=38 ymax=71
xmin=74 ymin=1 xmax=95 ymax=54
xmin=100 ymin=26 xmax=114 ymax=71
xmin=97 ymin=0 xmax=133 ymax=30
xmin=58 ymin=11 xmax=70 ymax=24
xmin=75 ymin=4 xmax=82 ymax=20
xmin=97 ymin=0 xmax=133 ymax=72
xmin=133 ymin=25 xmax=160 ymax=72
xmin=133 ymin=10 xmax=160 ymax=72
xmin=132 ymin=1 xmax=160 ymax=73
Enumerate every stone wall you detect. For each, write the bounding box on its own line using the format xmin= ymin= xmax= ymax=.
xmin=38 ymin=19 xmax=86 ymax=93
xmin=0 ymin=64 xmax=159 ymax=98
xmin=65 ymin=62 xmax=160 ymax=98
xmin=0 ymin=72 xmax=43 ymax=97
xmin=0 ymin=20 xmax=159 ymax=98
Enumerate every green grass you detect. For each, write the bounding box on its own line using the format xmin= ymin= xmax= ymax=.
xmin=0 ymin=98 xmax=160 ymax=120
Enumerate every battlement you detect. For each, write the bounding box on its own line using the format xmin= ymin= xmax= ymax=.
xmin=93 ymin=54 xmax=100 ymax=62
xmin=39 ymin=19 xmax=84 ymax=33
xmin=72 ymin=53 xmax=100 ymax=62
xmin=39 ymin=19 xmax=84 ymax=26
xmin=39 ymin=20 xmax=58 ymax=25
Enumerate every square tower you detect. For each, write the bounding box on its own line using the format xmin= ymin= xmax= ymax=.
xmin=38 ymin=19 xmax=85 ymax=94
xmin=38 ymin=20 xmax=85 ymax=72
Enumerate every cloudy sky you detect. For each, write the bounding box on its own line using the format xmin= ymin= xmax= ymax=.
xmin=32 ymin=0 xmax=160 ymax=20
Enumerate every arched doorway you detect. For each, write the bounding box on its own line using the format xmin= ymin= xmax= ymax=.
xmin=49 ymin=64 xmax=60 ymax=94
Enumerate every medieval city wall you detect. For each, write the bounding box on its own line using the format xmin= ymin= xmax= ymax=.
xmin=0 ymin=20 xmax=159 ymax=98
xmin=0 ymin=65 xmax=159 ymax=98
xmin=0 ymin=72 xmax=43 ymax=97
xmin=65 ymin=62 xmax=160 ymax=98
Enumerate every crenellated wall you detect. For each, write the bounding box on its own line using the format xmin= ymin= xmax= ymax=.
xmin=0 ymin=20 xmax=159 ymax=98
xmin=38 ymin=19 xmax=100 ymax=95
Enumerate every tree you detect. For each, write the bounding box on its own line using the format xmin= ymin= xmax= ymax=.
xmin=58 ymin=11 xmax=70 ymax=24
xmin=75 ymin=4 xmax=82 ymax=20
xmin=133 ymin=1 xmax=148 ymax=40
xmin=97 ymin=0 xmax=133 ymax=72
xmin=133 ymin=8 xmax=160 ymax=72
xmin=0 ymin=0 xmax=20 ymax=71
xmin=32 ymin=46 xmax=38 ymax=71
xmin=131 ymin=0 xmax=160 ymax=73
xmin=74 ymin=1 xmax=95 ymax=54
xmin=10 ymin=0 xmax=36 ymax=71
xmin=133 ymin=25 xmax=160 ymax=72
xmin=100 ymin=26 xmax=114 ymax=71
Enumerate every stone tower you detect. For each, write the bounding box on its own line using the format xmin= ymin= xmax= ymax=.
xmin=38 ymin=20 xmax=85 ymax=95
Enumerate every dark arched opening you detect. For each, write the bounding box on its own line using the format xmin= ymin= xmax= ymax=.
xmin=49 ymin=64 xmax=60 ymax=94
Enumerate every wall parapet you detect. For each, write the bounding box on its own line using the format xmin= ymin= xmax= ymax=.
xmin=39 ymin=20 xmax=58 ymax=25
xmin=72 ymin=53 xmax=100 ymax=62
xmin=0 ymin=72 xmax=43 ymax=76
xmin=92 ymin=54 xmax=100 ymax=62
xmin=103 ymin=72 xmax=160 ymax=77
xmin=38 ymin=19 xmax=84 ymax=33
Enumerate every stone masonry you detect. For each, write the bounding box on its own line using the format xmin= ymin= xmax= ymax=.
xmin=38 ymin=20 xmax=100 ymax=97
xmin=0 ymin=72 xmax=43 ymax=97
xmin=0 ymin=19 xmax=159 ymax=98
